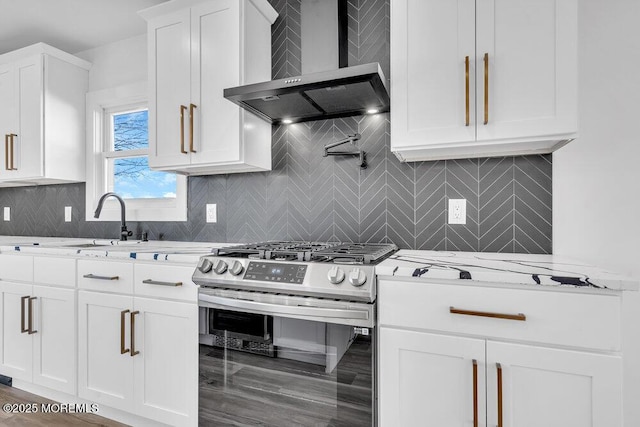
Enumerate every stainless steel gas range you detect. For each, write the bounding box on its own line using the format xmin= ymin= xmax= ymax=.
xmin=193 ymin=241 xmax=397 ymax=426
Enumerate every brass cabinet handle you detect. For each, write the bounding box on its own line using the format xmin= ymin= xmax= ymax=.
xmin=120 ymin=309 xmax=130 ymax=354
xmin=130 ymin=310 xmax=140 ymax=356
xmin=189 ymin=103 xmax=197 ymax=153
xmin=180 ymin=105 xmax=188 ymax=154
xmin=4 ymin=134 xmax=8 ymax=171
xmin=21 ymin=296 xmax=29 ymax=333
xmin=472 ymin=359 xmax=478 ymax=427
xmin=450 ymin=306 xmax=526 ymax=321
xmin=142 ymin=279 xmax=183 ymax=287
xmin=28 ymin=296 xmax=37 ymax=334
xmin=483 ymin=53 xmax=489 ymax=125
xmin=83 ymin=274 xmax=120 ymax=281
xmin=465 ymin=56 xmax=470 ymax=126
xmin=497 ymin=362 xmax=503 ymax=427
xmin=8 ymin=133 xmax=17 ymax=170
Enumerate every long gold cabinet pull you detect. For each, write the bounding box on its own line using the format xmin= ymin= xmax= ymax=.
xmin=483 ymin=53 xmax=489 ymax=125
xmin=83 ymin=274 xmax=119 ymax=281
xmin=4 ymin=134 xmax=8 ymax=171
xmin=120 ymin=309 xmax=130 ymax=354
xmin=142 ymin=279 xmax=183 ymax=287
xmin=4 ymin=133 xmax=17 ymax=170
xmin=130 ymin=311 xmax=140 ymax=356
xmin=465 ymin=56 xmax=470 ymax=126
xmin=472 ymin=359 xmax=478 ymax=427
xmin=28 ymin=297 xmax=37 ymax=334
xmin=497 ymin=362 xmax=503 ymax=427
xmin=450 ymin=306 xmax=526 ymax=322
xmin=21 ymin=295 xmax=29 ymax=333
xmin=189 ymin=103 xmax=197 ymax=153
xmin=180 ymin=105 xmax=188 ymax=154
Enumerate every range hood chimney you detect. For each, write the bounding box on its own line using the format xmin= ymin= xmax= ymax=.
xmin=223 ymin=0 xmax=389 ymax=125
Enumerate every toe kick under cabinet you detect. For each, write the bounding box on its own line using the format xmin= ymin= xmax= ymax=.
xmin=378 ymin=278 xmax=623 ymax=427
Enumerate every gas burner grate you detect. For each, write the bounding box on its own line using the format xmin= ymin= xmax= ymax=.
xmin=311 ymin=243 xmax=398 ymax=264
xmin=213 ymin=241 xmax=397 ymax=264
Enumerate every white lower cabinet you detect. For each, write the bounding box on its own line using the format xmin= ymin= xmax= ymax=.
xmin=78 ymin=291 xmax=134 ymax=411
xmin=78 ymin=290 xmax=198 ymax=427
xmin=0 ymin=281 xmax=75 ymax=394
xmin=380 ymin=328 xmax=621 ymax=427
xmin=378 ymin=279 xmax=624 ymax=427
xmin=487 ymin=341 xmax=621 ymax=427
xmin=379 ymin=328 xmax=486 ymax=426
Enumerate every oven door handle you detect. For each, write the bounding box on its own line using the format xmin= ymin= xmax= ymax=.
xmin=200 ymin=294 xmax=369 ymax=321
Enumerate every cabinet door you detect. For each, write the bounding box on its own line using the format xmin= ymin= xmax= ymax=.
xmin=78 ymin=291 xmax=134 ymax=412
xmin=31 ymin=285 xmax=75 ymax=394
xmin=391 ymin=0 xmax=476 ymax=150
xmin=0 ymin=64 xmax=16 ymax=181
xmin=379 ymin=327 xmax=486 ymax=427
xmin=487 ymin=341 xmax=622 ymax=427
xmin=148 ymin=8 xmax=192 ymax=168
xmin=476 ymin=0 xmax=577 ymax=141
xmin=133 ymin=297 xmax=198 ymax=427
xmin=0 ymin=282 xmax=33 ymax=381
xmin=9 ymin=55 xmax=44 ymax=180
xmin=190 ymin=0 xmax=242 ymax=165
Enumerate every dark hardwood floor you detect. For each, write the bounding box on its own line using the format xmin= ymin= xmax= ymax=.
xmin=199 ymin=335 xmax=373 ymax=427
xmin=0 ymin=385 xmax=126 ymax=426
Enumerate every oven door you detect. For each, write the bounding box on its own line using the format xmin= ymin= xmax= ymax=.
xmin=199 ymin=287 xmax=376 ymax=426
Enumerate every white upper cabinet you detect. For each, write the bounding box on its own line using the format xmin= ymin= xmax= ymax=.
xmin=391 ymin=0 xmax=578 ymax=162
xmin=141 ymin=0 xmax=278 ymax=175
xmin=0 ymin=44 xmax=90 ymax=185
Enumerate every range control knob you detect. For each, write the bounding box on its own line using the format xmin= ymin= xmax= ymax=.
xmin=327 ymin=266 xmax=345 ymax=284
xmin=348 ymin=268 xmax=367 ymax=287
xmin=197 ymin=258 xmax=213 ymax=273
xmin=229 ymin=260 xmax=244 ymax=276
xmin=212 ymin=259 xmax=228 ymax=275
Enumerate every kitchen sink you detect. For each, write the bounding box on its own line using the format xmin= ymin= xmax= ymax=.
xmin=62 ymin=243 xmax=110 ymax=248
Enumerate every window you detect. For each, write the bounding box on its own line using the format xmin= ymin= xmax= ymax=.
xmin=86 ymin=83 xmax=187 ymax=222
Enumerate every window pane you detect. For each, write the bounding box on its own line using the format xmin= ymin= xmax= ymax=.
xmin=112 ymin=156 xmax=177 ymax=199
xmin=113 ymin=110 xmax=148 ymax=151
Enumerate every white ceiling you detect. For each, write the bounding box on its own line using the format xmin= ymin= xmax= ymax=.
xmin=0 ymin=0 xmax=170 ymax=55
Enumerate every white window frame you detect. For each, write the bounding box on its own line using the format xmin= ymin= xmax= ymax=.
xmin=86 ymin=82 xmax=187 ymax=222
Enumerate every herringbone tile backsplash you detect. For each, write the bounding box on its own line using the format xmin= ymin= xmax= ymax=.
xmin=0 ymin=0 xmax=552 ymax=253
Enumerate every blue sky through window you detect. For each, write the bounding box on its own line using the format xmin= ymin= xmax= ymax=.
xmin=112 ymin=110 xmax=177 ymax=199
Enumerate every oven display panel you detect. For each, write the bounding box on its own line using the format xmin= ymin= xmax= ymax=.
xmin=244 ymin=262 xmax=307 ymax=284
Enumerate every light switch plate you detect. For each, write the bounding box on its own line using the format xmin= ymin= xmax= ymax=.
xmin=448 ymin=199 xmax=466 ymax=224
xmin=3 ymin=207 xmax=9 ymax=221
xmin=206 ymin=204 xmax=217 ymax=223
xmin=65 ymin=206 xmax=72 ymax=222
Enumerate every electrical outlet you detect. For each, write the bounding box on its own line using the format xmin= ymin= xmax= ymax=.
xmin=206 ymin=204 xmax=217 ymax=223
xmin=3 ymin=207 xmax=9 ymax=221
xmin=448 ymin=199 xmax=466 ymax=224
xmin=65 ymin=206 xmax=72 ymax=222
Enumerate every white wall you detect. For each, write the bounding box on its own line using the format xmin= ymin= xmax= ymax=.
xmin=74 ymin=34 xmax=147 ymax=91
xmin=553 ymin=0 xmax=640 ymax=279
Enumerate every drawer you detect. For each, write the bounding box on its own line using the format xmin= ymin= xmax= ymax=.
xmin=0 ymin=254 xmax=33 ymax=282
xmin=78 ymin=260 xmax=134 ymax=294
xmin=134 ymin=263 xmax=197 ymax=302
xmin=34 ymin=256 xmax=76 ymax=287
xmin=379 ymin=279 xmax=621 ymax=352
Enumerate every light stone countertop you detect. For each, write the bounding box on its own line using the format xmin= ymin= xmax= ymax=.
xmin=376 ymin=250 xmax=639 ymax=291
xmin=0 ymin=236 xmax=226 ymax=264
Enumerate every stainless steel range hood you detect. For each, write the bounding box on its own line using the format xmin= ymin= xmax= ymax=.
xmin=223 ymin=0 xmax=389 ymax=125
